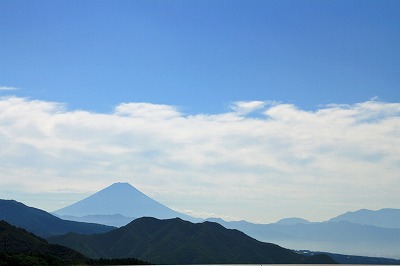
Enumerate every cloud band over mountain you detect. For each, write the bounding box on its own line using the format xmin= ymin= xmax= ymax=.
xmin=0 ymin=96 xmax=399 ymax=223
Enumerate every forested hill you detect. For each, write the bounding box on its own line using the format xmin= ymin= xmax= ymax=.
xmin=0 ymin=220 xmax=150 ymax=265
xmin=49 ymin=217 xmax=337 ymax=264
xmin=0 ymin=220 xmax=87 ymax=265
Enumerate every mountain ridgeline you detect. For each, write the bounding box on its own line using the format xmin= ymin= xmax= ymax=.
xmin=206 ymin=216 xmax=400 ymax=259
xmin=328 ymin=208 xmax=400 ymax=228
xmin=53 ymin=182 xmax=400 ymax=259
xmin=0 ymin=220 xmax=149 ymax=265
xmin=2 ymin=182 xmax=400 ymax=263
xmin=0 ymin=199 xmax=115 ymax=237
xmin=49 ymin=216 xmax=336 ymax=264
xmin=0 ymin=220 xmax=87 ymax=265
xmin=0 ymin=197 xmax=336 ymax=264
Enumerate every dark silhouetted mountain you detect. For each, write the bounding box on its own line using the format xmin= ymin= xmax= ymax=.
xmin=0 ymin=199 xmax=115 ymax=237
xmin=0 ymin=220 xmax=87 ymax=265
xmin=328 ymin=208 xmax=400 ymax=228
xmin=54 ymin=182 xmax=199 ymax=225
xmin=0 ymin=220 xmax=150 ymax=265
xmin=49 ymin=217 xmax=336 ymax=264
xmin=297 ymin=250 xmax=400 ymax=265
xmin=206 ymin=218 xmax=400 ymax=259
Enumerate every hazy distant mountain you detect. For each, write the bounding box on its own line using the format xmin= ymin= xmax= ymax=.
xmin=49 ymin=217 xmax=336 ymax=264
xmin=54 ymin=182 xmax=199 ymax=225
xmin=328 ymin=208 xmax=400 ymax=228
xmin=0 ymin=199 xmax=114 ymax=237
xmin=57 ymin=214 xmax=134 ymax=227
xmin=275 ymin=217 xmax=311 ymax=225
xmin=50 ymin=183 xmax=400 ymax=259
xmin=207 ymin=218 xmax=400 ymax=259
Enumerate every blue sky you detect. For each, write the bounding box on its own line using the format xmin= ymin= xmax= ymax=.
xmin=1 ymin=0 xmax=399 ymax=223
xmin=2 ymin=0 xmax=399 ymax=113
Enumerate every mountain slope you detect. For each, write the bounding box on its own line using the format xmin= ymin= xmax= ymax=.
xmin=49 ymin=217 xmax=336 ymax=264
xmin=329 ymin=208 xmax=400 ymax=228
xmin=0 ymin=220 xmax=87 ymax=265
xmin=54 ymin=182 xmax=198 ymax=224
xmin=0 ymin=199 xmax=115 ymax=237
xmin=0 ymin=220 xmax=150 ymax=265
xmin=57 ymin=214 xmax=134 ymax=227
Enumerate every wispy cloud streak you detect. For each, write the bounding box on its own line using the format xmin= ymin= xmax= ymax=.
xmin=0 ymin=86 xmax=18 ymax=91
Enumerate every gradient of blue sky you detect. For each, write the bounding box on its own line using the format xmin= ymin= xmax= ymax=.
xmin=1 ymin=0 xmax=399 ymax=223
xmin=2 ymin=0 xmax=399 ymax=113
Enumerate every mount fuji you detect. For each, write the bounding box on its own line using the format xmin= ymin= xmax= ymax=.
xmin=54 ymin=182 xmax=199 ymax=226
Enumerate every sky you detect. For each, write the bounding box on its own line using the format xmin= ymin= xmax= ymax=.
xmin=1 ymin=0 xmax=399 ymax=223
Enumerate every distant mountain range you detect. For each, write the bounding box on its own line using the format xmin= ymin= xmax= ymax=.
xmin=1 ymin=195 xmax=399 ymax=264
xmin=0 ymin=198 xmax=335 ymax=264
xmin=48 ymin=216 xmax=336 ymax=264
xmin=2 ymin=181 xmax=400 ymax=262
xmin=207 ymin=217 xmax=400 ymax=259
xmin=53 ymin=182 xmax=400 ymax=259
xmin=54 ymin=182 xmax=199 ymax=225
xmin=0 ymin=199 xmax=115 ymax=237
xmin=328 ymin=208 xmax=400 ymax=228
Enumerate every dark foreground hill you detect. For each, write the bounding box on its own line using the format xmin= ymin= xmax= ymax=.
xmin=0 ymin=220 xmax=87 ymax=265
xmin=297 ymin=250 xmax=400 ymax=265
xmin=0 ymin=199 xmax=115 ymax=237
xmin=49 ymin=217 xmax=336 ymax=264
xmin=0 ymin=220 xmax=150 ymax=265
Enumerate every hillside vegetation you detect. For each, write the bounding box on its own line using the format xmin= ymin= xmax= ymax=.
xmin=49 ymin=217 xmax=336 ymax=264
xmin=0 ymin=220 xmax=150 ymax=265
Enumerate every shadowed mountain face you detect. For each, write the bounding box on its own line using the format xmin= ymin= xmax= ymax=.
xmin=54 ymin=182 xmax=198 ymax=224
xmin=0 ymin=220 xmax=150 ymax=265
xmin=0 ymin=199 xmax=114 ymax=237
xmin=49 ymin=217 xmax=336 ymax=265
xmin=0 ymin=220 xmax=87 ymax=265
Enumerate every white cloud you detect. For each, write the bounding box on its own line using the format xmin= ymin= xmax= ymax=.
xmin=0 ymin=96 xmax=399 ymax=223
xmin=0 ymin=86 xmax=18 ymax=91
xmin=115 ymin=102 xmax=181 ymax=119
xmin=231 ymin=101 xmax=266 ymax=114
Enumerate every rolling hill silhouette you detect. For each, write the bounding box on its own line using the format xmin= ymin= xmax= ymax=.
xmin=49 ymin=217 xmax=336 ymax=264
xmin=0 ymin=220 xmax=150 ymax=265
xmin=52 ymin=182 xmax=400 ymax=259
xmin=0 ymin=199 xmax=114 ymax=237
xmin=0 ymin=220 xmax=87 ymax=265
